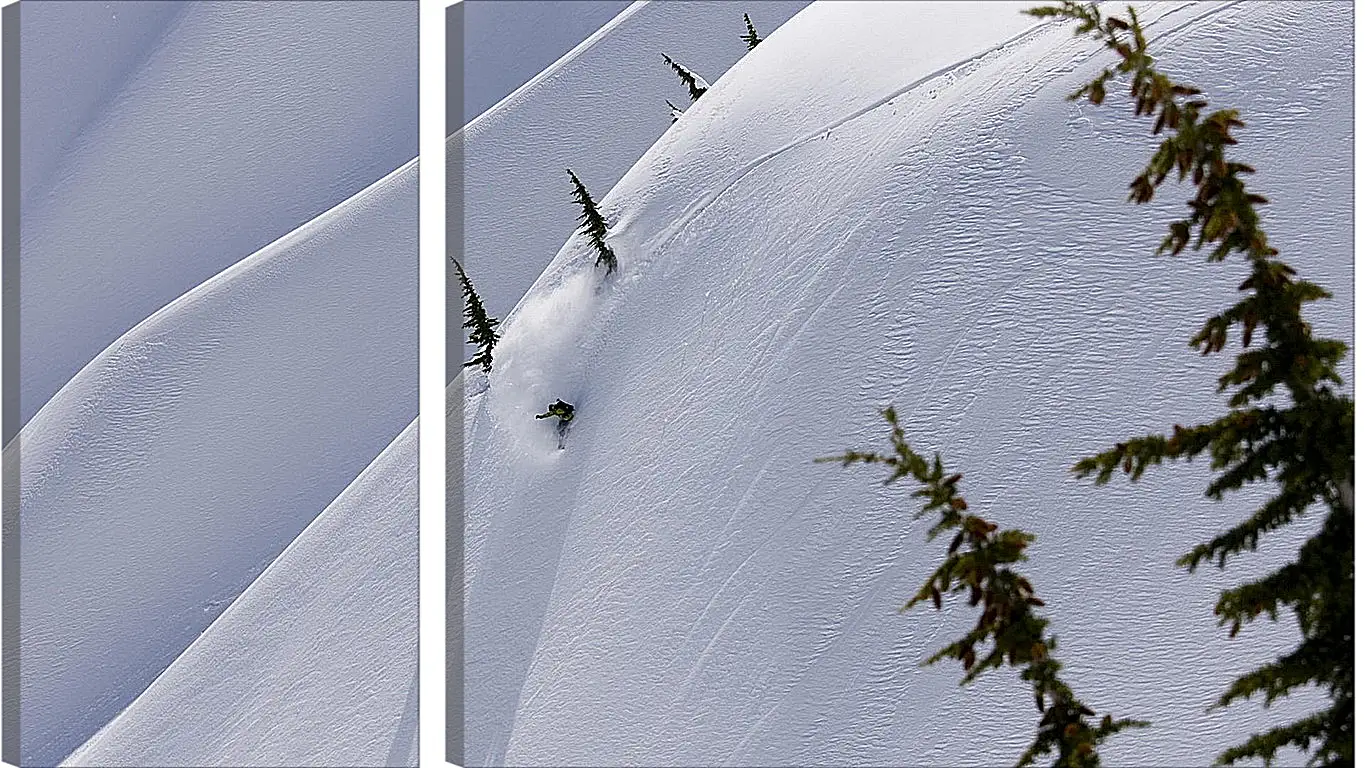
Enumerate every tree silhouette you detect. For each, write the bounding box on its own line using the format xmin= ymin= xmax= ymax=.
xmin=741 ymin=13 xmax=763 ymax=51
xmin=661 ymin=53 xmax=709 ymax=101
xmin=827 ymin=3 xmax=1352 ymax=766
xmin=1028 ymin=3 xmax=1353 ymax=765
xmin=666 ymin=98 xmax=685 ymax=123
xmin=822 ymin=408 xmax=1148 ymax=768
xmin=567 ymin=169 xmax=618 ymax=275
xmin=451 ymin=257 xmax=500 ymax=373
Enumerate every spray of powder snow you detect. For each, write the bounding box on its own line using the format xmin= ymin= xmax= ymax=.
xmin=483 ymin=268 xmax=600 ymax=459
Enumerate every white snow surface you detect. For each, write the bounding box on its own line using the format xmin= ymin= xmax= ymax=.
xmin=462 ymin=2 xmax=1352 ymax=766
xmin=12 ymin=161 xmax=417 ymax=766
xmin=60 ymin=420 xmax=420 ymax=768
xmin=17 ymin=1 xmax=417 ymax=428
xmin=451 ymin=0 xmax=810 ymax=373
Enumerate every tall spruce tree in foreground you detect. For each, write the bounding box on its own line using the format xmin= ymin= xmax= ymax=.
xmin=451 ymin=257 xmax=500 ymax=373
xmin=567 ymin=169 xmax=618 ymax=275
xmin=826 ymin=3 xmax=1351 ymax=766
xmin=661 ymin=53 xmax=710 ymax=101
xmin=741 ymin=13 xmax=763 ymax=50
xmin=1025 ymin=4 xmax=1353 ymax=765
xmin=820 ymin=409 xmax=1148 ymax=768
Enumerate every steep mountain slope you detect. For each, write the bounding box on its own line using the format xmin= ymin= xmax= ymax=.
xmin=11 ymin=161 xmax=417 ymax=767
xmin=458 ymin=0 xmax=632 ymax=122
xmin=462 ymin=2 xmax=1352 ymax=765
xmin=17 ymin=0 xmax=185 ymax=209
xmin=450 ymin=0 xmax=809 ymax=373
xmin=61 ymin=421 xmax=420 ymax=768
xmin=17 ymin=1 xmax=416 ymax=429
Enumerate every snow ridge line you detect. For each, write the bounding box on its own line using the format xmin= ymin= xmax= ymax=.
xmin=638 ymin=19 xmax=1064 ymax=257
xmin=454 ymin=1 xmax=649 ymax=137
xmin=13 ymin=154 xmax=418 ymax=451
xmin=640 ymin=0 xmax=1229 ymax=262
xmin=61 ymin=415 xmax=421 ymax=766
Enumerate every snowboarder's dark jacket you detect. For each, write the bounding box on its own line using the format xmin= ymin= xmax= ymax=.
xmin=535 ymin=399 xmax=575 ymax=422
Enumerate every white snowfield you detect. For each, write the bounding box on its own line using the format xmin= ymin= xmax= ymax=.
xmin=451 ymin=0 xmax=810 ymax=371
xmin=61 ymin=421 xmax=420 ymax=768
xmin=13 ymin=4 xmax=419 ymax=764
xmin=13 ymin=160 xmax=417 ymax=765
xmin=463 ymin=2 xmax=1351 ymax=767
xmin=17 ymin=0 xmax=417 ymax=429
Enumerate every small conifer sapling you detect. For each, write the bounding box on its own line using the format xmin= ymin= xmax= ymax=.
xmin=451 ymin=257 xmax=500 ymax=373
xmin=741 ymin=13 xmax=763 ymax=50
xmin=661 ymin=53 xmax=710 ymax=101
xmin=821 ymin=407 xmax=1148 ymax=768
xmin=566 ymin=169 xmax=618 ymax=275
xmin=666 ymin=99 xmax=685 ymax=123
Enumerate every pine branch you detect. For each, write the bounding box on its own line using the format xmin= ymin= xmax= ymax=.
xmin=820 ymin=407 xmax=1148 ymax=767
xmin=661 ymin=53 xmax=710 ymax=101
xmin=566 ymin=168 xmax=618 ymax=275
xmin=741 ymin=13 xmax=763 ymax=51
xmin=450 ymin=257 xmax=500 ymax=373
xmin=1030 ymin=3 xmax=1354 ymax=764
xmin=666 ymin=99 xmax=684 ymax=123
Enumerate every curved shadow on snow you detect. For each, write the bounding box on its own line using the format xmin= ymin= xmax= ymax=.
xmin=13 ymin=158 xmax=418 ymax=767
xmin=462 ymin=2 xmax=1351 ymax=765
xmin=60 ymin=420 xmax=420 ymax=768
xmin=63 ymin=418 xmax=419 ymax=767
xmin=17 ymin=1 xmax=417 ymax=429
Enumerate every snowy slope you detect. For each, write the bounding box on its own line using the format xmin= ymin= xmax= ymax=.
xmin=462 ymin=2 xmax=1352 ymax=766
xmin=450 ymin=0 xmax=809 ymax=374
xmin=17 ymin=0 xmax=185 ymax=209
xmin=18 ymin=1 xmax=416 ymax=428
xmin=12 ymin=161 xmax=417 ymax=767
xmin=458 ymin=0 xmax=632 ymax=122
xmin=61 ymin=420 xmax=420 ymax=768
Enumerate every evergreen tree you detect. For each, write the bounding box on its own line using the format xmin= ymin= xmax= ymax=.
xmin=566 ymin=169 xmax=618 ymax=275
xmin=666 ymin=99 xmax=685 ymax=124
xmin=661 ymin=53 xmax=710 ymax=101
xmin=1024 ymin=4 xmax=1353 ymax=765
xmin=451 ymin=257 xmax=500 ymax=373
xmin=741 ymin=13 xmax=763 ymax=50
xmin=821 ymin=408 xmax=1148 ymax=768
xmin=825 ymin=3 xmax=1350 ymax=765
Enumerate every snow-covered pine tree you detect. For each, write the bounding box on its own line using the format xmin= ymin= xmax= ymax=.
xmin=566 ymin=169 xmax=618 ymax=275
xmin=820 ymin=408 xmax=1148 ymax=768
xmin=451 ymin=257 xmax=500 ymax=373
xmin=661 ymin=53 xmax=709 ymax=101
xmin=741 ymin=13 xmax=763 ymax=50
xmin=1029 ymin=4 xmax=1353 ymax=765
xmin=666 ymin=99 xmax=685 ymax=123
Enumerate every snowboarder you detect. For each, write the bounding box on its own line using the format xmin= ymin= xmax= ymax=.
xmin=535 ymin=399 xmax=575 ymax=449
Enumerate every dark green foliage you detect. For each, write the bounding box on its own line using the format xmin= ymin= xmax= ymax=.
xmin=820 ymin=407 xmax=1148 ymax=768
xmin=566 ymin=169 xmax=618 ymax=275
xmin=661 ymin=53 xmax=709 ymax=101
xmin=1028 ymin=3 xmax=1353 ymax=765
xmin=741 ymin=13 xmax=763 ymax=50
xmin=451 ymin=257 xmax=500 ymax=373
xmin=666 ymin=98 xmax=684 ymax=124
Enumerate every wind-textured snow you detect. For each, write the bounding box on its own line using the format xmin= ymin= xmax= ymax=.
xmin=12 ymin=4 xmax=418 ymax=764
xmin=61 ymin=421 xmax=419 ymax=768
xmin=13 ymin=159 xmax=417 ymax=767
xmin=17 ymin=0 xmax=417 ymax=429
xmin=462 ymin=2 xmax=1351 ymax=766
xmin=450 ymin=0 xmax=809 ymax=374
